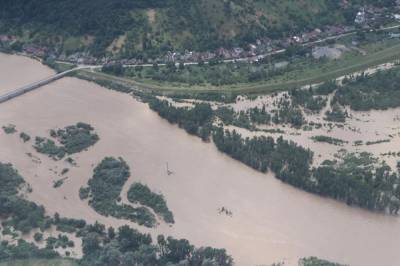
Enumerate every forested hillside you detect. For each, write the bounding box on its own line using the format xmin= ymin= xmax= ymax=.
xmin=0 ymin=0 xmax=395 ymax=57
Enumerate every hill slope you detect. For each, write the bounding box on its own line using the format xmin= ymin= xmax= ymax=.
xmin=0 ymin=0 xmax=395 ymax=57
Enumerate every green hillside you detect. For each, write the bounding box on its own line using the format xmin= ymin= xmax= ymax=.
xmin=0 ymin=0 xmax=395 ymax=57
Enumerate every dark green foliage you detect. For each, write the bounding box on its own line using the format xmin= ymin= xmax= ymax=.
xmin=19 ymin=132 xmax=31 ymax=142
xmin=212 ymin=128 xmax=313 ymax=186
xmin=80 ymin=225 xmax=233 ymax=266
xmin=311 ymin=135 xmax=348 ymax=146
xmin=83 ymin=157 xmax=156 ymax=227
xmin=53 ymin=215 xmax=86 ymax=234
xmin=53 ymin=177 xmax=68 ymax=188
xmin=248 ymin=106 xmax=272 ymax=125
xmin=272 ymin=100 xmax=305 ymax=128
xmin=33 ymin=123 xmax=98 ymax=160
xmin=2 ymin=124 xmax=16 ymax=134
xmin=215 ymin=107 xmax=254 ymax=130
xmin=366 ymin=139 xmax=391 ymax=145
xmin=324 ymin=103 xmax=347 ymax=123
xmin=34 ymin=232 xmax=43 ymax=242
xmin=46 ymin=235 xmax=74 ymax=249
xmin=127 ymin=183 xmax=174 ymax=224
xmin=79 ymin=187 xmax=90 ymax=200
xmin=216 ymin=106 xmax=272 ymax=130
xmin=0 ymin=163 xmax=52 ymax=234
xmin=53 ymin=123 xmax=99 ymax=154
xmin=335 ymin=70 xmax=400 ymax=111
xmin=315 ymin=80 xmax=338 ymax=95
xmin=148 ymin=98 xmax=213 ymax=141
xmin=313 ymin=152 xmax=400 ymax=213
xmin=33 ymin=137 xmax=65 ymax=160
xmin=300 ymin=256 xmax=345 ymax=266
xmin=212 ymin=129 xmax=400 ymax=213
xmin=0 ymin=239 xmax=58 ymax=261
xmin=290 ymin=88 xmax=327 ymax=112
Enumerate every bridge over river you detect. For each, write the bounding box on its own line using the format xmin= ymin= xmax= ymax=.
xmin=0 ymin=65 xmax=98 ymax=104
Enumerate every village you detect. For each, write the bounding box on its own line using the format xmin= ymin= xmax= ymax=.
xmin=1 ymin=3 xmax=400 ymax=66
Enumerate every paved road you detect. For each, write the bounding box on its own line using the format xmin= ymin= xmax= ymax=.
xmin=3 ymin=23 xmax=400 ymax=104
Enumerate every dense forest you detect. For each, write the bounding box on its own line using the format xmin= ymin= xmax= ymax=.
xmin=0 ymin=0 xmax=395 ymax=57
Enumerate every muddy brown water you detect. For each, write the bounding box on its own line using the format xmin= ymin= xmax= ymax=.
xmin=1 ymin=54 xmax=400 ymax=266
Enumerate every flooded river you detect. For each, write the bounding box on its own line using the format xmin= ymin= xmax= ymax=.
xmin=1 ymin=54 xmax=400 ymax=266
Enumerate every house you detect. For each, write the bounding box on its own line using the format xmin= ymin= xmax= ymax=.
xmin=355 ymin=8 xmax=366 ymax=24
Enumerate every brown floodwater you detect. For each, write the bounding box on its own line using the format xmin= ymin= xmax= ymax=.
xmin=1 ymin=54 xmax=400 ymax=266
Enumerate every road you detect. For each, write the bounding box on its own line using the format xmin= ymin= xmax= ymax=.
xmin=2 ymin=23 xmax=400 ymax=104
xmin=57 ymin=23 xmax=400 ymax=68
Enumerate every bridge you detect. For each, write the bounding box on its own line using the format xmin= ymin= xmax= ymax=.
xmin=0 ymin=66 xmax=95 ymax=104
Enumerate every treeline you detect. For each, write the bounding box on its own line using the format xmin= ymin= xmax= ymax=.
xmin=213 ymin=128 xmax=314 ymax=188
xmin=148 ymin=98 xmax=213 ymax=141
xmin=80 ymin=224 xmax=233 ymax=266
xmin=212 ymin=129 xmax=400 ymax=213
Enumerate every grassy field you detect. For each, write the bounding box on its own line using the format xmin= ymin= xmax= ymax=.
xmin=79 ymin=40 xmax=400 ymax=95
xmin=0 ymin=259 xmax=79 ymax=266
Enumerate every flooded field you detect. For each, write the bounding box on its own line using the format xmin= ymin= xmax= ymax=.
xmin=2 ymin=54 xmax=400 ymax=266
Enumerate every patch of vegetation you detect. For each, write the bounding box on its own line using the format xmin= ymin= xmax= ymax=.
xmin=33 ymin=123 xmax=99 ymax=160
xmin=81 ymin=157 xmax=157 ymax=227
xmin=314 ymin=151 xmax=400 ymax=213
xmin=311 ymin=135 xmax=348 ymax=146
xmin=53 ymin=178 xmax=68 ymax=189
xmin=213 ymin=128 xmax=313 ymax=180
xmin=19 ymin=132 xmax=31 ymax=143
xmin=45 ymin=235 xmax=74 ymax=250
xmin=272 ymin=100 xmax=305 ymax=128
xmin=212 ymin=129 xmax=400 ymax=213
xmin=300 ymin=256 xmax=346 ymax=266
xmin=0 ymin=162 xmax=52 ymax=234
xmin=33 ymin=137 xmax=65 ymax=160
xmin=51 ymin=123 xmax=99 ymax=154
xmin=0 ymin=163 xmax=232 ymax=266
xmin=366 ymin=139 xmax=391 ymax=145
xmin=2 ymin=125 xmax=17 ymax=134
xmin=148 ymin=98 xmax=213 ymax=141
xmin=79 ymin=225 xmax=233 ymax=266
xmin=0 ymin=259 xmax=79 ymax=266
xmin=335 ymin=70 xmax=400 ymax=111
xmin=0 ymin=240 xmax=59 ymax=263
xmin=290 ymin=88 xmax=327 ymax=113
xmin=324 ymin=103 xmax=347 ymax=123
xmin=127 ymin=183 xmax=174 ymax=224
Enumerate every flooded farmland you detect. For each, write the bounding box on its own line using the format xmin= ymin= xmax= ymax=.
xmin=1 ymin=54 xmax=400 ymax=266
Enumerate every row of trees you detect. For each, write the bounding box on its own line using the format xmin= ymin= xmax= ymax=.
xmin=211 ymin=128 xmax=400 ymax=213
xmin=148 ymin=98 xmax=214 ymax=141
xmin=80 ymin=224 xmax=233 ymax=266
